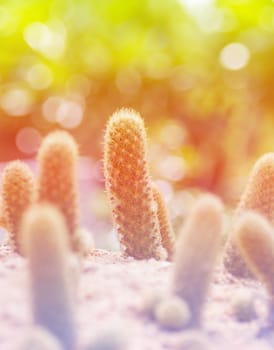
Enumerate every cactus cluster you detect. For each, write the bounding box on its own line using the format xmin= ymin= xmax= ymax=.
xmin=0 ymin=107 xmax=274 ymax=349
xmin=0 ymin=130 xmax=81 ymax=349
xmin=223 ymin=153 xmax=274 ymax=278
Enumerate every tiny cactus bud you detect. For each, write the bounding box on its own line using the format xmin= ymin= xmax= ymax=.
xmin=142 ymin=288 xmax=166 ymax=317
xmin=1 ymin=161 xmax=35 ymax=253
xmin=104 ymin=108 xmax=165 ymax=260
xmin=86 ymin=328 xmax=127 ymax=350
xmin=223 ymin=153 xmax=274 ymax=278
xmin=231 ymin=288 xmax=257 ymax=322
xmin=173 ymin=194 xmax=223 ymax=327
xmin=154 ymin=296 xmax=190 ymax=331
xmin=21 ymin=203 xmax=76 ymax=350
xmin=37 ymin=130 xmax=79 ymax=251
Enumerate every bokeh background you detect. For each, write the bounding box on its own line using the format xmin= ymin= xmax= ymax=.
xmin=0 ymin=0 xmax=274 ymax=214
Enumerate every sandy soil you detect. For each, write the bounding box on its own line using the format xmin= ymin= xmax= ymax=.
xmin=0 ymin=243 xmax=273 ymax=350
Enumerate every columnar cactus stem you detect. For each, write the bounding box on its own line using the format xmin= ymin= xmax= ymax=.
xmin=21 ymin=204 xmax=76 ymax=350
xmin=152 ymin=184 xmax=175 ymax=260
xmin=1 ymin=161 xmax=35 ymax=252
xmin=37 ymin=131 xmax=79 ymax=250
xmin=173 ymin=195 xmax=223 ymax=327
xmin=104 ymin=108 xmax=165 ymax=260
xmin=235 ymin=211 xmax=274 ymax=324
xmin=235 ymin=212 xmax=274 ymax=298
xmin=223 ymin=153 xmax=274 ymax=278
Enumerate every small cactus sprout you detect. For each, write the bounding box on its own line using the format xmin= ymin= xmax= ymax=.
xmin=235 ymin=212 xmax=274 ymax=307
xmin=21 ymin=204 xmax=76 ymax=350
xmin=20 ymin=326 xmax=62 ymax=350
xmin=223 ymin=153 xmax=274 ymax=278
xmin=154 ymin=296 xmax=190 ymax=331
xmin=173 ymin=194 xmax=223 ymax=327
xmin=176 ymin=331 xmax=213 ymax=350
xmin=86 ymin=328 xmax=127 ymax=350
xmin=37 ymin=130 xmax=79 ymax=250
xmin=1 ymin=161 xmax=35 ymax=252
xmin=152 ymin=184 xmax=175 ymax=260
xmin=231 ymin=288 xmax=257 ymax=322
xmin=104 ymin=108 xmax=165 ymax=260
xmin=72 ymin=227 xmax=95 ymax=255
xmin=142 ymin=288 xmax=166 ymax=317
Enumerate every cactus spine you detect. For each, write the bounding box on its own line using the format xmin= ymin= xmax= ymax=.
xmin=223 ymin=153 xmax=274 ymax=278
xmin=104 ymin=108 xmax=165 ymax=260
xmin=1 ymin=161 xmax=35 ymax=252
xmin=37 ymin=131 xmax=79 ymax=250
xmin=173 ymin=195 xmax=223 ymax=327
xmin=21 ymin=204 xmax=76 ymax=350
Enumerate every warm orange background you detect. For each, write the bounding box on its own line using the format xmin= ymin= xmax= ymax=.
xmin=0 ymin=0 xmax=274 ymax=204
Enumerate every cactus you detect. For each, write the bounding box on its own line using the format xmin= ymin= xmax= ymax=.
xmin=235 ymin=211 xmax=274 ymax=317
xmin=20 ymin=203 xmax=76 ymax=350
xmin=173 ymin=194 xmax=223 ymax=327
xmin=86 ymin=328 xmax=127 ymax=350
xmin=20 ymin=326 xmax=62 ymax=350
xmin=104 ymin=108 xmax=165 ymax=260
xmin=223 ymin=153 xmax=274 ymax=278
xmin=37 ymin=130 xmax=79 ymax=250
xmin=1 ymin=161 xmax=35 ymax=252
xmin=154 ymin=295 xmax=190 ymax=331
xmin=231 ymin=289 xmax=257 ymax=322
xmin=152 ymin=184 xmax=175 ymax=260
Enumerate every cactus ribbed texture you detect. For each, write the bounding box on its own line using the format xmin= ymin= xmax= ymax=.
xmin=152 ymin=184 xmax=175 ymax=260
xmin=37 ymin=130 xmax=79 ymax=250
xmin=235 ymin=211 xmax=274 ymax=302
xmin=173 ymin=195 xmax=223 ymax=327
xmin=104 ymin=108 xmax=165 ymax=260
xmin=1 ymin=161 xmax=35 ymax=252
xmin=21 ymin=204 xmax=76 ymax=350
xmin=223 ymin=153 xmax=274 ymax=278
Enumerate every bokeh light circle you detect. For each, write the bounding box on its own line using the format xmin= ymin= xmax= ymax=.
xmin=0 ymin=88 xmax=34 ymax=116
xmin=16 ymin=127 xmax=42 ymax=154
xmin=26 ymin=63 xmax=53 ymax=90
xmin=220 ymin=43 xmax=250 ymax=70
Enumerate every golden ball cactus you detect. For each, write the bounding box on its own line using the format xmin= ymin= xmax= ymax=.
xmin=37 ymin=130 xmax=79 ymax=250
xmin=104 ymin=108 xmax=166 ymax=260
xmin=223 ymin=153 xmax=274 ymax=278
xmin=1 ymin=160 xmax=35 ymax=252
